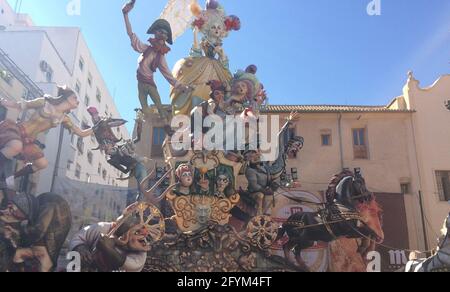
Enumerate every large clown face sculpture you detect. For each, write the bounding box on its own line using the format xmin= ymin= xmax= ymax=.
xmin=125 ymin=224 xmax=153 ymax=252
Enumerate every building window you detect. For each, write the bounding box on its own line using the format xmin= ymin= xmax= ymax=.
xmin=45 ymin=69 xmax=53 ymax=83
xmin=87 ymin=151 xmax=93 ymax=165
xmin=75 ymin=164 xmax=81 ymax=179
xmin=77 ymin=137 xmax=84 ymax=154
xmin=321 ymin=132 xmax=332 ymax=146
xmin=75 ymin=80 xmax=81 ymax=94
xmin=86 ymin=174 xmax=91 ymax=183
xmin=436 ymin=171 xmax=450 ymax=201
xmin=67 ymin=160 xmax=73 ymax=170
xmin=400 ymin=183 xmax=411 ymax=195
xmin=71 ymin=134 xmax=75 ymax=145
xmin=102 ymin=169 xmax=107 ymax=180
xmin=87 ymin=73 xmax=93 ymax=88
xmin=79 ymin=57 xmax=85 ymax=71
xmin=352 ymin=128 xmax=368 ymax=159
xmin=98 ymin=163 xmax=102 ymax=175
xmin=96 ymin=88 xmax=102 ymax=103
xmin=84 ymin=95 xmax=90 ymax=107
xmin=151 ymin=127 xmax=165 ymax=157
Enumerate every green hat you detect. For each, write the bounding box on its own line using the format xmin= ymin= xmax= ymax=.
xmin=147 ymin=19 xmax=173 ymax=45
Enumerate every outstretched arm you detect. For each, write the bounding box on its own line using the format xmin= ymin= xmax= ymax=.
xmin=72 ymin=126 xmax=94 ymax=138
xmin=122 ymin=0 xmax=135 ymax=38
xmin=63 ymin=116 xmax=93 ymax=137
xmin=0 ymin=97 xmax=21 ymax=110
xmin=0 ymin=97 xmax=46 ymax=111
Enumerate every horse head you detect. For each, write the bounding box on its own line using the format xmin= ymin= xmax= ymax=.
xmin=335 ymin=174 xmax=372 ymax=208
xmin=334 ymin=172 xmax=384 ymax=242
xmin=357 ymin=199 xmax=384 ymax=243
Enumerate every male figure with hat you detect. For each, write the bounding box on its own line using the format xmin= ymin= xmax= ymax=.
xmin=122 ymin=0 xmax=187 ymax=133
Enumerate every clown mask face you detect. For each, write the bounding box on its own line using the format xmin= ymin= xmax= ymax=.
xmin=213 ymin=90 xmax=225 ymax=103
xmin=287 ymin=141 xmax=302 ymax=157
xmin=216 ymin=175 xmax=230 ymax=192
xmin=233 ymin=81 xmax=248 ymax=97
xmin=126 ymin=225 xmax=152 ymax=252
xmin=180 ymin=171 xmax=194 ymax=188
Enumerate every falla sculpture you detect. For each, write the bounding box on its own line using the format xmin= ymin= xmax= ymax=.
xmin=0 ymin=0 xmax=387 ymax=273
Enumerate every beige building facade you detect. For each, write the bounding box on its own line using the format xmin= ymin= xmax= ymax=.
xmin=134 ymin=72 xmax=450 ymax=255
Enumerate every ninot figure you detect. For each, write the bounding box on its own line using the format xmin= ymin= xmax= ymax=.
xmin=87 ymin=106 xmax=127 ymax=153
xmin=122 ymin=0 xmax=187 ymax=133
xmin=0 ymin=86 xmax=93 ymax=181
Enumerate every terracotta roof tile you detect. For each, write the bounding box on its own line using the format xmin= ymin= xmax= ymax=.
xmin=261 ymin=105 xmax=414 ymax=113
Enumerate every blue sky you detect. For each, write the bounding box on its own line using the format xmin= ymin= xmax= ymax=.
xmin=7 ymin=0 xmax=450 ymax=132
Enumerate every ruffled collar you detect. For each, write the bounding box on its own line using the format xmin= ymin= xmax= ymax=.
xmin=148 ymin=38 xmax=171 ymax=55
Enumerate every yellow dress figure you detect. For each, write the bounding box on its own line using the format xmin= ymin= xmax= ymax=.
xmin=170 ymin=2 xmax=240 ymax=116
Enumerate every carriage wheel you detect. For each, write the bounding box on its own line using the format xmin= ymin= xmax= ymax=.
xmin=130 ymin=202 xmax=166 ymax=243
xmin=246 ymin=216 xmax=279 ymax=250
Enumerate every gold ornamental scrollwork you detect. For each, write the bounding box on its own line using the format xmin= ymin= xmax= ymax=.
xmin=166 ymin=192 xmax=240 ymax=233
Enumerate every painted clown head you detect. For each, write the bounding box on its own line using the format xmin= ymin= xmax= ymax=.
xmin=175 ymin=164 xmax=194 ymax=188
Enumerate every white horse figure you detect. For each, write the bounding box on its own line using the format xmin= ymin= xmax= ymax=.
xmin=405 ymin=213 xmax=450 ymax=272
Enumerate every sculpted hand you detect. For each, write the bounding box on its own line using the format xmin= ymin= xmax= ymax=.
xmin=122 ymin=0 xmax=135 ymax=14
xmin=287 ymin=112 xmax=300 ymax=123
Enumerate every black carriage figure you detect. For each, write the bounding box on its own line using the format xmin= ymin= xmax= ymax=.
xmin=276 ymin=169 xmax=384 ymax=271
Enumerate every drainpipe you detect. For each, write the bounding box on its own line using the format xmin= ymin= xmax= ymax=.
xmin=338 ymin=113 xmax=344 ymax=170
xmin=410 ymin=116 xmax=429 ymax=253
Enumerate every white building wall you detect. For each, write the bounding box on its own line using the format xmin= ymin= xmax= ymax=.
xmin=0 ymin=0 xmax=129 ymax=191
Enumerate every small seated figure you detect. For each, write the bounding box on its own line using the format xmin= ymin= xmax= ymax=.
xmin=214 ymin=173 xmax=234 ymax=198
xmin=226 ymin=65 xmax=262 ymax=115
xmin=172 ymin=164 xmax=195 ymax=196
